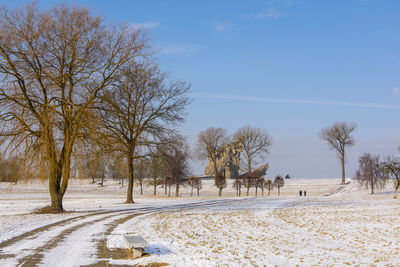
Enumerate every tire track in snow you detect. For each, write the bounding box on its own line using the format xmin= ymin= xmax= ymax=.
xmin=0 ymin=198 xmax=254 ymax=266
xmin=36 ymin=212 xmax=139 ymax=267
xmin=0 ymin=212 xmax=127 ymax=266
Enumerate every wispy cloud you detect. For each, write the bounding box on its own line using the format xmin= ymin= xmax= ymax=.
xmin=392 ymin=88 xmax=399 ymax=95
xmin=216 ymin=23 xmax=231 ymax=32
xmin=254 ymin=8 xmax=281 ymax=19
xmin=192 ymin=93 xmax=400 ymax=109
xmin=161 ymin=43 xmax=203 ymax=56
xmin=130 ymin=22 xmax=160 ymax=29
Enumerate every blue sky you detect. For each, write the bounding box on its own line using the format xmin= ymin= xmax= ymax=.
xmin=3 ymin=0 xmax=400 ymax=177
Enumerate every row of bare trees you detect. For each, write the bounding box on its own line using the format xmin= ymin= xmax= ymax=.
xmin=197 ymin=126 xmax=273 ymax=196
xmin=0 ymin=4 xmax=190 ymax=211
xmin=233 ymin=174 xmax=285 ymax=196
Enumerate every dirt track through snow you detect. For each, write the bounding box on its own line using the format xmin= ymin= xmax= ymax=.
xmin=0 ymin=198 xmax=251 ymax=266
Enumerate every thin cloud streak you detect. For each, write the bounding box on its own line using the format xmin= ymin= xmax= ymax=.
xmin=192 ymin=93 xmax=400 ymax=109
xmin=254 ymin=8 xmax=281 ymax=19
xmin=130 ymin=22 xmax=160 ymax=29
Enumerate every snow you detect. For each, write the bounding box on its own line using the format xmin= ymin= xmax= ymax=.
xmin=106 ymin=197 xmax=400 ymax=266
xmin=1 ymin=178 xmax=400 ymax=266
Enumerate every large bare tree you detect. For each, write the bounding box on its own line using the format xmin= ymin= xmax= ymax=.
xmin=197 ymin=127 xmax=229 ymax=196
xmin=94 ymin=62 xmax=190 ymax=203
xmin=319 ymin=122 xmax=357 ymax=184
xmin=0 ymin=4 xmax=145 ymax=211
xmin=234 ymin=125 xmax=272 ymax=173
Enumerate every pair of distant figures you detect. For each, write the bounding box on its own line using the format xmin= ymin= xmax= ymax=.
xmin=299 ymin=190 xmax=307 ymax=196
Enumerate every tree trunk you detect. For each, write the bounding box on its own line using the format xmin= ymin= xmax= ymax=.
xmin=191 ymin=184 xmax=193 ymax=196
xmin=239 ymin=183 xmax=241 ymax=197
xmin=261 ymin=187 xmax=264 ymax=196
xmin=92 ymin=176 xmax=95 ymax=183
xmin=153 ymin=178 xmax=157 ymax=196
xmin=247 ymin=186 xmax=250 ymax=196
xmin=341 ymin=155 xmax=345 ymax=185
xmin=197 ymin=188 xmax=200 ymax=196
xmin=48 ymin=143 xmax=73 ymax=212
xmin=371 ymin=177 xmax=374 ymax=194
xmin=101 ymin=175 xmax=104 ymax=186
xmin=255 ymin=186 xmax=258 ymax=196
xmin=394 ymin=182 xmax=399 ymax=199
xmin=218 ymin=187 xmax=222 ymax=197
xmin=175 ymin=182 xmax=179 ymax=197
xmin=140 ymin=180 xmax=143 ymax=195
xmin=278 ymin=186 xmax=280 ymax=196
xmin=126 ymin=154 xmax=134 ymax=203
xmin=49 ymin=162 xmax=64 ymax=212
xmin=164 ymin=180 xmax=167 ymax=195
xmin=168 ymin=185 xmax=171 ymax=196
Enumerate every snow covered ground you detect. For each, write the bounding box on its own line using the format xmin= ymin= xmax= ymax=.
xmin=107 ymin=197 xmax=400 ymax=266
xmin=1 ymin=178 xmax=399 ymax=266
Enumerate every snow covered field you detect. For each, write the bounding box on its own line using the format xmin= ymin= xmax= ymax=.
xmin=1 ymin=178 xmax=399 ymax=266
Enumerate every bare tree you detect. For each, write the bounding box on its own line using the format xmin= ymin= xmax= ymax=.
xmin=109 ymin=154 xmax=128 ymax=187
xmin=234 ymin=126 xmax=272 ymax=173
xmin=195 ymin=177 xmax=202 ymax=196
xmin=274 ymin=175 xmax=285 ymax=196
xmin=319 ymin=122 xmax=357 ymax=185
xmin=242 ymin=173 xmax=255 ymax=196
xmin=157 ymin=136 xmax=190 ymax=197
xmin=187 ymin=176 xmax=202 ymax=197
xmin=0 ymin=4 xmax=146 ymax=212
xmin=214 ymin=169 xmax=227 ymax=196
xmin=86 ymin=152 xmax=107 ymax=186
xmin=165 ymin=176 xmax=174 ymax=197
xmin=355 ymin=153 xmax=385 ymax=194
xmin=134 ymin=159 xmax=148 ymax=195
xmin=381 ymin=155 xmax=400 ymax=199
xmin=264 ymin=179 xmax=274 ymax=196
xmin=197 ymin=127 xmax=229 ymax=196
xmin=148 ymin=153 xmax=164 ymax=196
xmin=94 ymin=62 xmax=190 ymax=203
xmin=233 ymin=175 xmax=243 ymax=196
xmin=256 ymin=177 xmax=265 ymax=196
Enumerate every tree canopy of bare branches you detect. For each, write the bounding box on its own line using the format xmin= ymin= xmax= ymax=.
xmin=0 ymin=4 xmax=147 ymax=211
xmin=234 ymin=125 xmax=272 ymax=173
xmin=319 ymin=122 xmax=357 ymax=185
xmin=197 ymin=127 xmax=229 ymax=196
xmin=93 ymin=62 xmax=190 ymax=203
xmin=355 ymin=153 xmax=385 ymax=194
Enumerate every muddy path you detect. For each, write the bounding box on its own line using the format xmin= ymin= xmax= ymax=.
xmin=0 ymin=198 xmax=253 ymax=266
